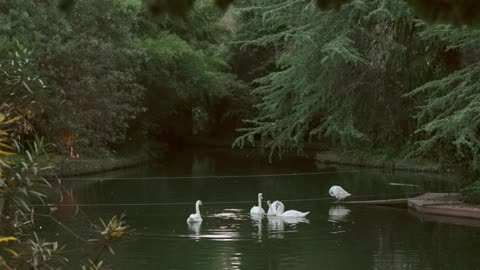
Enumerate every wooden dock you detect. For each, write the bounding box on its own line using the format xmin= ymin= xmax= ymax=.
xmin=339 ymin=193 xmax=480 ymax=225
xmin=408 ymin=193 xmax=480 ymax=219
xmin=339 ymin=198 xmax=408 ymax=207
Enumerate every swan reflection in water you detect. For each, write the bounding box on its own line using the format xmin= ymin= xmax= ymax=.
xmin=328 ymin=205 xmax=351 ymax=223
xmin=187 ymin=222 xmax=202 ymax=240
xmin=187 ymin=221 xmax=202 ymax=240
xmin=267 ymin=215 xmax=309 ymax=239
xmin=250 ymin=214 xmax=263 ymax=241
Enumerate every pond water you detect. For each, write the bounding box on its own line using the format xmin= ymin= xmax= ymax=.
xmin=45 ymin=148 xmax=480 ymax=270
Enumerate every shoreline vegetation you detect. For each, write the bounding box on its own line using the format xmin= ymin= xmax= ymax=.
xmin=51 ymin=143 xmax=452 ymax=178
xmin=315 ymin=151 xmax=450 ymax=173
xmin=44 ymin=142 xmax=168 ymax=178
xmin=47 ymin=152 xmax=151 ymax=178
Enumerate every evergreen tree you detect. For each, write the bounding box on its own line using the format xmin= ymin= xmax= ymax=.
xmin=233 ymin=0 xmax=434 ymax=159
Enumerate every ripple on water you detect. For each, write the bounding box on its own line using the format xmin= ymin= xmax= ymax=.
xmin=211 ymin=211 xmax=248 ymax=221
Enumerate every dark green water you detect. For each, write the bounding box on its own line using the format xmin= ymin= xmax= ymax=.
xmin=45 ymin=149 xmax=480 ymax=270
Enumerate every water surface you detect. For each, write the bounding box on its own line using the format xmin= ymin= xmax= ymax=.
xmin=46 ymin=149 xmax=480 ymax=270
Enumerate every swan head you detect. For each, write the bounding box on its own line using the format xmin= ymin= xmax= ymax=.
xmin=267 ymin=200 xmax=271 ymax=206
xmin=258 ymin=193 xmax=263 ymax=199
xmin=329 ymin=186 xmax=338 ymax=197
xmin=196 ymin=200 xmax=203 ymax=206
xmin=276 ymin=202 xmax=285 ymax=214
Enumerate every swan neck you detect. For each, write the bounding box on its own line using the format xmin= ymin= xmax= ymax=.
xmin=258 ymin=196 xmax=262 ymax=207
xmin=195 ymin=202 xmax=201 ymax=215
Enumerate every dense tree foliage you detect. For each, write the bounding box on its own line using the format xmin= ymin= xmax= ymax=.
xmin=2 ymin=0 xmax=480 ymax=174
xmin=406 ymin=23 xmax=480 ymax=170
xmin=0 ymin=0 xmax=250 ymax=154
xmin=138 ymin=1 xmax=252 ymax=143
xmin=1 ymin=0 xmax=480 ymax=189
xmin=230 ymin=0 xmax=480 ymax=179
xmin=233 ymin=0 xmax=432 ymax=156
xmin=64 ymin=0 xmax=480 ymax=25
xmin=1 ymin=0 xmax=145 ymax=155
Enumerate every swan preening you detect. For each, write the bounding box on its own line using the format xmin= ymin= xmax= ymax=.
xmin=329 ymin=185 xmax=351 ymax=201
xmin=250 ymin=193 xmax=265 ymax=215
xmin=266 ymin=199 xmax=309 ymax=218
xmin=267 ymin=200 xmax=283 ymax=216
xmin=275 ymin=203 xmax=310 ymax=217
xmin=255 ymin=194 xmax=309 ymax=217
xmin=186 ymin=200 xmax=203 ymax=223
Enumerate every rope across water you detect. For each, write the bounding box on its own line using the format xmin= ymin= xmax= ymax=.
xmin=30 ymin=191 xmax=438 ymax=208
xmin=59 ymin=168 xmax=410 ymax=181
xmin=36 ymin=168 xmax=453 ymax=207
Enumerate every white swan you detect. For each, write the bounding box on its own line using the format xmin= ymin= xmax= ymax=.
xmin=329 ymin=185 xmax=351 ymax=201
xmin=186 ymin=200 xmax=203 ymax=223
xmin=250 ymin=193 xmax=265 ymax=215
xmin=267 ymin=200 xmax=283 ymax=216
xmin=276 ymin=202 xmax=310 ymax=217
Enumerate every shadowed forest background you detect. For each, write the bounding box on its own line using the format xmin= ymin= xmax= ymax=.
xmin=3 ymin=0 xmax=480 ymax=168
xmin=2 ymin=0 xmax=480 ymax=268
xmin=4 ymin=0 xmax=480 ymax=173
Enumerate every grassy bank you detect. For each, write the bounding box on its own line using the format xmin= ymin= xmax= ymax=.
xmin=43 ymin=152 xmax=152 ymax=178
xmin=315 ymin=150 xmax=448 ymax=173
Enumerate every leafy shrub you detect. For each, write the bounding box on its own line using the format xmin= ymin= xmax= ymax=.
xmin=461 ymin=180 xmax=480 ymax=204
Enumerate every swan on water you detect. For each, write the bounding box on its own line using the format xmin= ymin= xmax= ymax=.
xmin=187 ymin=200 xmax=203 ymax=223
xmin=329 ymin=185 xmax=351 ymax=201
xmin=275 ymin=202 xmax=310 ymax=217
xmin=250 ymin=193 xmax=265 ymax=215
xmin=267 ymin=200 xmax=284 ymax=216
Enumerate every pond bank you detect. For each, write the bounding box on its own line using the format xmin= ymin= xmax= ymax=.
xmin=45 ymin=152 xmax=151 ymax=178
xmin=315 ymin=151 xmax=448 ymax=173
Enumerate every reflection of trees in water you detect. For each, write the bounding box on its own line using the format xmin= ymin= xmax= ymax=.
xmin=372 ymin=223 xmax=424 ymax=270
xmin=191 ymin=154 xmax=216 ymax=176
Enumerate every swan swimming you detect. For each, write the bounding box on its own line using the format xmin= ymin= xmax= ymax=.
xmin=250 ymin=193 xmax=265 ymax=215
xmin=187 ymin=200 xmax=203 ymax=223
xmin=267 ymin=200 xmax=283 ymax=216
xmin=329 ymin=185 xmax=351 ymax=201
xmin=275 ymin=202 xmax=310 ymax=217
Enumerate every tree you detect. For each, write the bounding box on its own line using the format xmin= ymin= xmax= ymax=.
xmin=139 ymin=1 xmax=252 ymax=142
xmin=405 ymin=23 xmax=480 ymax=171
xmin=0 ymin=0 xmax=146 ymax=155
xmin=233 ymin=0 xmax=435 ymax=159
